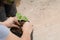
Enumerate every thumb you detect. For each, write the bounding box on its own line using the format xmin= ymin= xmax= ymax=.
xmin=11 ymin=24 xmax=19 ymax=28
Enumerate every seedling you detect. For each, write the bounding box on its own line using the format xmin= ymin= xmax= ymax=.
xmin=10 ymin=13 xmax=29 ymax=37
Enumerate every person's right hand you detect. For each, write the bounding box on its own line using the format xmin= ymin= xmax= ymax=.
xmin=22 ymin=22 xmax=33 ymax=34
xmin=2 ymin=17 xmax=19 ymax=28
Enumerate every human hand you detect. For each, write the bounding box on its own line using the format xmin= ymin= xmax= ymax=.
xmin=2 ymin=17 xmax=19 ymax=28
xmin=22 ymin=22 xmax=33 ymax=34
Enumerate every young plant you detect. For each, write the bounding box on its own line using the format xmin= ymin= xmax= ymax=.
xmin=10 ymin=13 xmax=29 ymax=37
xmin=16 ymin=13 xmax=28 ymax=22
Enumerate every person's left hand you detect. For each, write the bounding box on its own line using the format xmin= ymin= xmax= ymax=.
xmin=22 ymin=22 xmax=33 ymax=34
xmin=2 ymin=17 xmax=20 ymax=28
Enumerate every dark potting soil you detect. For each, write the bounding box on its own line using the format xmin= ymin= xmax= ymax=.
xmin=10 ymin=20 xmax=26 ymax=37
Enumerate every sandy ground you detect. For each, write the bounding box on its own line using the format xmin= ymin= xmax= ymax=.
xmin=17 ymin=0 xmax=60 ymax=40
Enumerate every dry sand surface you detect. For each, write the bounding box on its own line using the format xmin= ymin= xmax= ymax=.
xmin=17 ymin=0 xmax=60 ymax=40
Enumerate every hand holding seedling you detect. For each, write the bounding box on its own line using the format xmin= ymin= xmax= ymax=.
xmin=10 ymin=13 xmax=32 ymax=37
xmin=2 ymin=17 xmax=19 ymax=28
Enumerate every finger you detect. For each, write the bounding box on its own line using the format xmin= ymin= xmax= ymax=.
xmin=11 ymin=24 xmax=19 ymax=28
xmin=14 ymin=17 xmax=20 ymax=25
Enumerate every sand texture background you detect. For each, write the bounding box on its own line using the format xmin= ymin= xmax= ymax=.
xmin=17 ymin=0 xmax=60 ymax=40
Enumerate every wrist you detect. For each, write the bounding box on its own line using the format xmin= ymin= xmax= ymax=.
xmin=2 ymin=22 xmax=9 ymax=27
xmin=0 ymin=22 xmax=5 ymax=25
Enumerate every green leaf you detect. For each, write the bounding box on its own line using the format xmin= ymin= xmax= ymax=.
xmin=16 ymin=13 xmax=28 ymax=21
xmin=16 ymin=13 xmax=22 ymax=20
xmin=20 ymin=16 xmax=28 ymax=21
